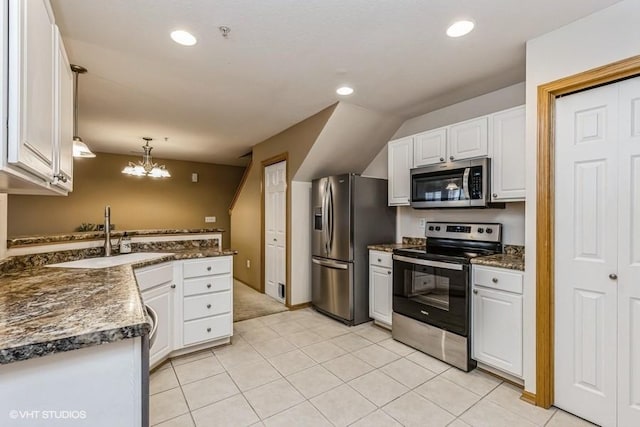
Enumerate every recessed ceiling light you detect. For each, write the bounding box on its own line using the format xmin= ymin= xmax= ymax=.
xmin=336 ymin=86 xmax=354 ymax=96
xmin=170 ymin=30 xmax=197 ymax=46
xmin=446 ymin=20 xmax=475 ymax=38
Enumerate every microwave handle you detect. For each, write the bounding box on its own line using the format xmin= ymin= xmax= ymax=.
xmin=462 ymin=167 xmax=471 ymax=200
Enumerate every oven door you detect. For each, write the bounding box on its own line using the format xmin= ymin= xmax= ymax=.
xmin=392 ymin=254 xmax=469 ymax=336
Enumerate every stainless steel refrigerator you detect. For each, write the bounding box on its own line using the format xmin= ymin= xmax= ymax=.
xmin=311 ymin=174 xmax=395 ymax=325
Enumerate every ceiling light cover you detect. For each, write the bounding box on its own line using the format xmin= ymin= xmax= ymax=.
xmin=446 ymin=20 xmax=475 ymax=38
xmin=122 ymin=137 xmax=171 ymax=178
xmin=170 ymin=30 xmax=197 ymax=46
xmin=336 ymin=86 xmax=354 ymax=96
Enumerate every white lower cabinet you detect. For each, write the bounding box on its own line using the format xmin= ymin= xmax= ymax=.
xmin=369 ymin=250 xmax=393 ymax=328
xmin=472 ymin=265 xmax=523 ymax=378
xmin=135 ymin=256 xmax=233 ymax=369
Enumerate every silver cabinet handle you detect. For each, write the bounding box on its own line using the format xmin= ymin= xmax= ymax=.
xmin=492 ymin=278 xmax=498 ymax=283
xmin=207 ymin=266 xmax=212 ymax=271
xmin=440 ymin=157 xmax=444 ymax=162
xmin=473 ymin=289 xmax=478 ymax=294
xmin=207 ymin=304 xmax=212 ymax=309
xmin=53 ymin=173 xmax=68 ymax=183
xmin=450 ymin=156 xmax=454 ymax=161
xmin=206 ymin=327 xmax=211 ymax=333
xmin=170 ymin=284 xmax=176 ymax=289
xmin=609 ymin=274 xmax=618 ymax=280
xmin=207 ymin=283 xmax=212 ymax=288
xmin=377 ymin=258 xmax=382 ymax=262
xmin=492 ymin=193 xmax=498 ymax=198
xmin=387 ymin=271 xmax=392 ymax=275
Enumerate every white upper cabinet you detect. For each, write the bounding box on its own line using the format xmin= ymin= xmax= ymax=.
xmin=53 ymin=27 xmax=73 ymax=192
xmin=490 ymin=106 xmax=525 ymax=201
xmin=413 ymin=128 xmax=447 ymax=167
xmin=1 ymin=0 xmax=73 ymax=194
xmin=448 ymin=116 xmax=489 ymax=161
xmin=388 ymin=137 xmax=413 ymax=205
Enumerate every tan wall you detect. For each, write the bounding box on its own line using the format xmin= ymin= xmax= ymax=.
xmin=230 ymin=104 xmax=337 ymax=290
xmin=8 ymin=153 xmax=245 ymax=238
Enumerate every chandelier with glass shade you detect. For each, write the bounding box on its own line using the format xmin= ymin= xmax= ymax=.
xmin=121 ymin=137 xmax=171 ymax=178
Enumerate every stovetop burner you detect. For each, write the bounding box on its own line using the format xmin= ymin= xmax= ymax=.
xmin=394 ymin=222 xmax=503 ymax=264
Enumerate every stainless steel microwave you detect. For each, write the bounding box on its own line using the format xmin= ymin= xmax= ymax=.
xmin=410 ymin=158 xmax=501 ymax=209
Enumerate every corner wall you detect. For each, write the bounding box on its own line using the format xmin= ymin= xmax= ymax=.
xmin=524 ymin=0 xmax=640 ymax=394
xmin=230 ymin=104 xmax=337 ymax=290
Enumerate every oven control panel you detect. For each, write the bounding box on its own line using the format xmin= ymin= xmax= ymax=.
xmin=425 ymin=222 xmax=501 ymax=242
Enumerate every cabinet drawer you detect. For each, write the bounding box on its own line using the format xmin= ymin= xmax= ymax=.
xmin=184 ymin=291 xmax=231 ymax=321
xmin=184 ymin=274 xmax=232 ymax=296
xmin=370 ymin=251 xmax=392 ymax=268
xmin=473 ymin=266 xmax=523 ymax=294
xmin=183 ymin=257 xmax=232 ymax=279
xmin=183 ymin=313 xmax=232 ymax=346
xmin=135 ymin=262 xmax=174 ymax=292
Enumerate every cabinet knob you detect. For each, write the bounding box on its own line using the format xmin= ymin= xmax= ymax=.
xmin=609 ymin=274 xmax=618 ymax=280
xmin=273 ymin=238 xmax=277 ymax=242
xmin=170 ymin=284 xmax=176 ymax=289
xmin=473 ymin=289 xmax=478 ymax=294
xmin=377 ymin=258 xmax=382 ymax=262
xmin=53 ymin=173 xmax=68 ymax=183
xmin=492 ymin=193 xmax=498 ymax=198
xmin=387 ymin=271 xmax=391 ymax=275
xmin=207 ymin=304 xmax=212 ymax=309
xmin=449 ymin=156 xmax=454 ymax=161
xmin=206 ymin=327 xmax=211 ymax=333
xmin=492 ymin=278 xmax=498 ymax=283
xmin=207 ymin=266 xmax=212 ymax=271
xmin=207 ymin=283 xmax=212 ymax=288
xmin=440 ymin=157 xmax=445 ymax=162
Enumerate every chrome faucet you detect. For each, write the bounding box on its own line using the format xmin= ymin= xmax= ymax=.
xmin=104 ymin=205 xmax=112 ymax=257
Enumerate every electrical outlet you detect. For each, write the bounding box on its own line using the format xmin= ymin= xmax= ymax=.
xmin=205 ymin=216 xmax=216 ymax=223
xmin=418 ymin=218 xmax=426 ymax=228
xmin=246 ymin=259 xmax=251 ymax=268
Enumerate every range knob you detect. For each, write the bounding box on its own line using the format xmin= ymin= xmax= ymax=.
xmin=477 ymin=228 xmax=484 ymax=233
xmin=435 ymin=226 xmax=441 ymax=231
xmin=428 ymin=226 xmax=434 ymax=231
xmin=486 ymin=228 xmax=493 ymax=234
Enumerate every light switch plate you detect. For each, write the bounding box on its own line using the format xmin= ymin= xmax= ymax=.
xmin=418 ymin=218 xmax=426 ymax=228
xmin=205 ymin=216 xmax=216 ymax=223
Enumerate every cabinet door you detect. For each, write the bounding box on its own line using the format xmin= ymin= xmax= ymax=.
xmin=53 ymin=26 xmax=73 ymax=192
xmin=370 ymin=265 xmax=392 ymax=326
xmin=448 ymin=117 xmax=488 ymax=161
xmin=387 ymin=137 xmax=413 ymax=206
xmin=491 ymin=106 xmax=525 ymax=201
xmin=472 ymin=287 xmax=522 ymax=377
xmin=7 ymin=0 xmax=56 ymax=181
xmin=142 ymin=282 xmax=175 ymax=367
xmin=413 ymin=128 xmax=447 ymax=167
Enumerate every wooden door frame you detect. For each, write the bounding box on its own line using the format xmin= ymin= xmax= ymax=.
xmin=261 ymin=153 xmax=290 ymax=306
xmin=535 ymin=54 xmax=640 ymax=408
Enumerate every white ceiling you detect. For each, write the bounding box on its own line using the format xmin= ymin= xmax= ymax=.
xmin=51 ymin=0 xmax=621 ymax=166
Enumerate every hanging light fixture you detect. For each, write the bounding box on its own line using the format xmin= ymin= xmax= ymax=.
xmin=122 ymin=137 xmax=171 ymax=178
xmin=70 ymin=64 xmax=95 ymax=158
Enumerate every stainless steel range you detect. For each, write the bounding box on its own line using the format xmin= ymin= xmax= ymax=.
xmin=392 ymin=222 xmax=502 ymax=371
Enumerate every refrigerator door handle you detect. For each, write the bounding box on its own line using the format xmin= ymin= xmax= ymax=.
xmin=312 ymin=258 xmax=349 ymax=270
xmin=328 ymin=182 xmax=334 ymax=253
xmin=322 ymin=180 xmax=329 ymax=254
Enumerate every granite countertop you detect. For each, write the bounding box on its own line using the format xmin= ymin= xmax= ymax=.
xmin=367 ymin=243 xmax=422 ymax=252
xmin=471 ymin=253 xmax=525 ymax=271
xmin=0 ymin=248 xmax=237 ymax=365
xmin=8 ymin=228 xmax=226 ymax=248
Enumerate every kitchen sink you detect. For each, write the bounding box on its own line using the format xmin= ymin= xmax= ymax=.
xmin=46 ymin=252 xmax=173 ymax=269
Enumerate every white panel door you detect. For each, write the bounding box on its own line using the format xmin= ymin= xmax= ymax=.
xmin=369 ymin=265 xmax=392 ymax=326
xmin=555 ymin=84 xmax=619 ymax=427
xmin=264 ymin=161 xmax=286 ymax=303
xmin=617 ymin=77 xmax=640 ymax=427
xmin=448 ymin=117 xmax=488 ymax=161
xmin=413 ymin=128 xmax=447 ymax=167
xmin=387 ymin=137 xmax=413 ymax=205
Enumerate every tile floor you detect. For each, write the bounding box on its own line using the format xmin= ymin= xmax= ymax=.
xmin=150 ymin=308 xmax=596 ymax=427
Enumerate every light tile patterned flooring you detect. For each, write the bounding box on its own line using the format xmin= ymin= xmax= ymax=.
xmin=150 ymin=308 xmax=595 ymax=427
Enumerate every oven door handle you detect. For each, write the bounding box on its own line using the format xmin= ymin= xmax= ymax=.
xmin=392 ymin=254 xmax=463 ymax=271
xmin=462 ymin=167 xmax=471 ymax=200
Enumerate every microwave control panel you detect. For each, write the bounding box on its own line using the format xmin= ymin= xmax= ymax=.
xmin=469 ymin=167 xmax=483 ymax=199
